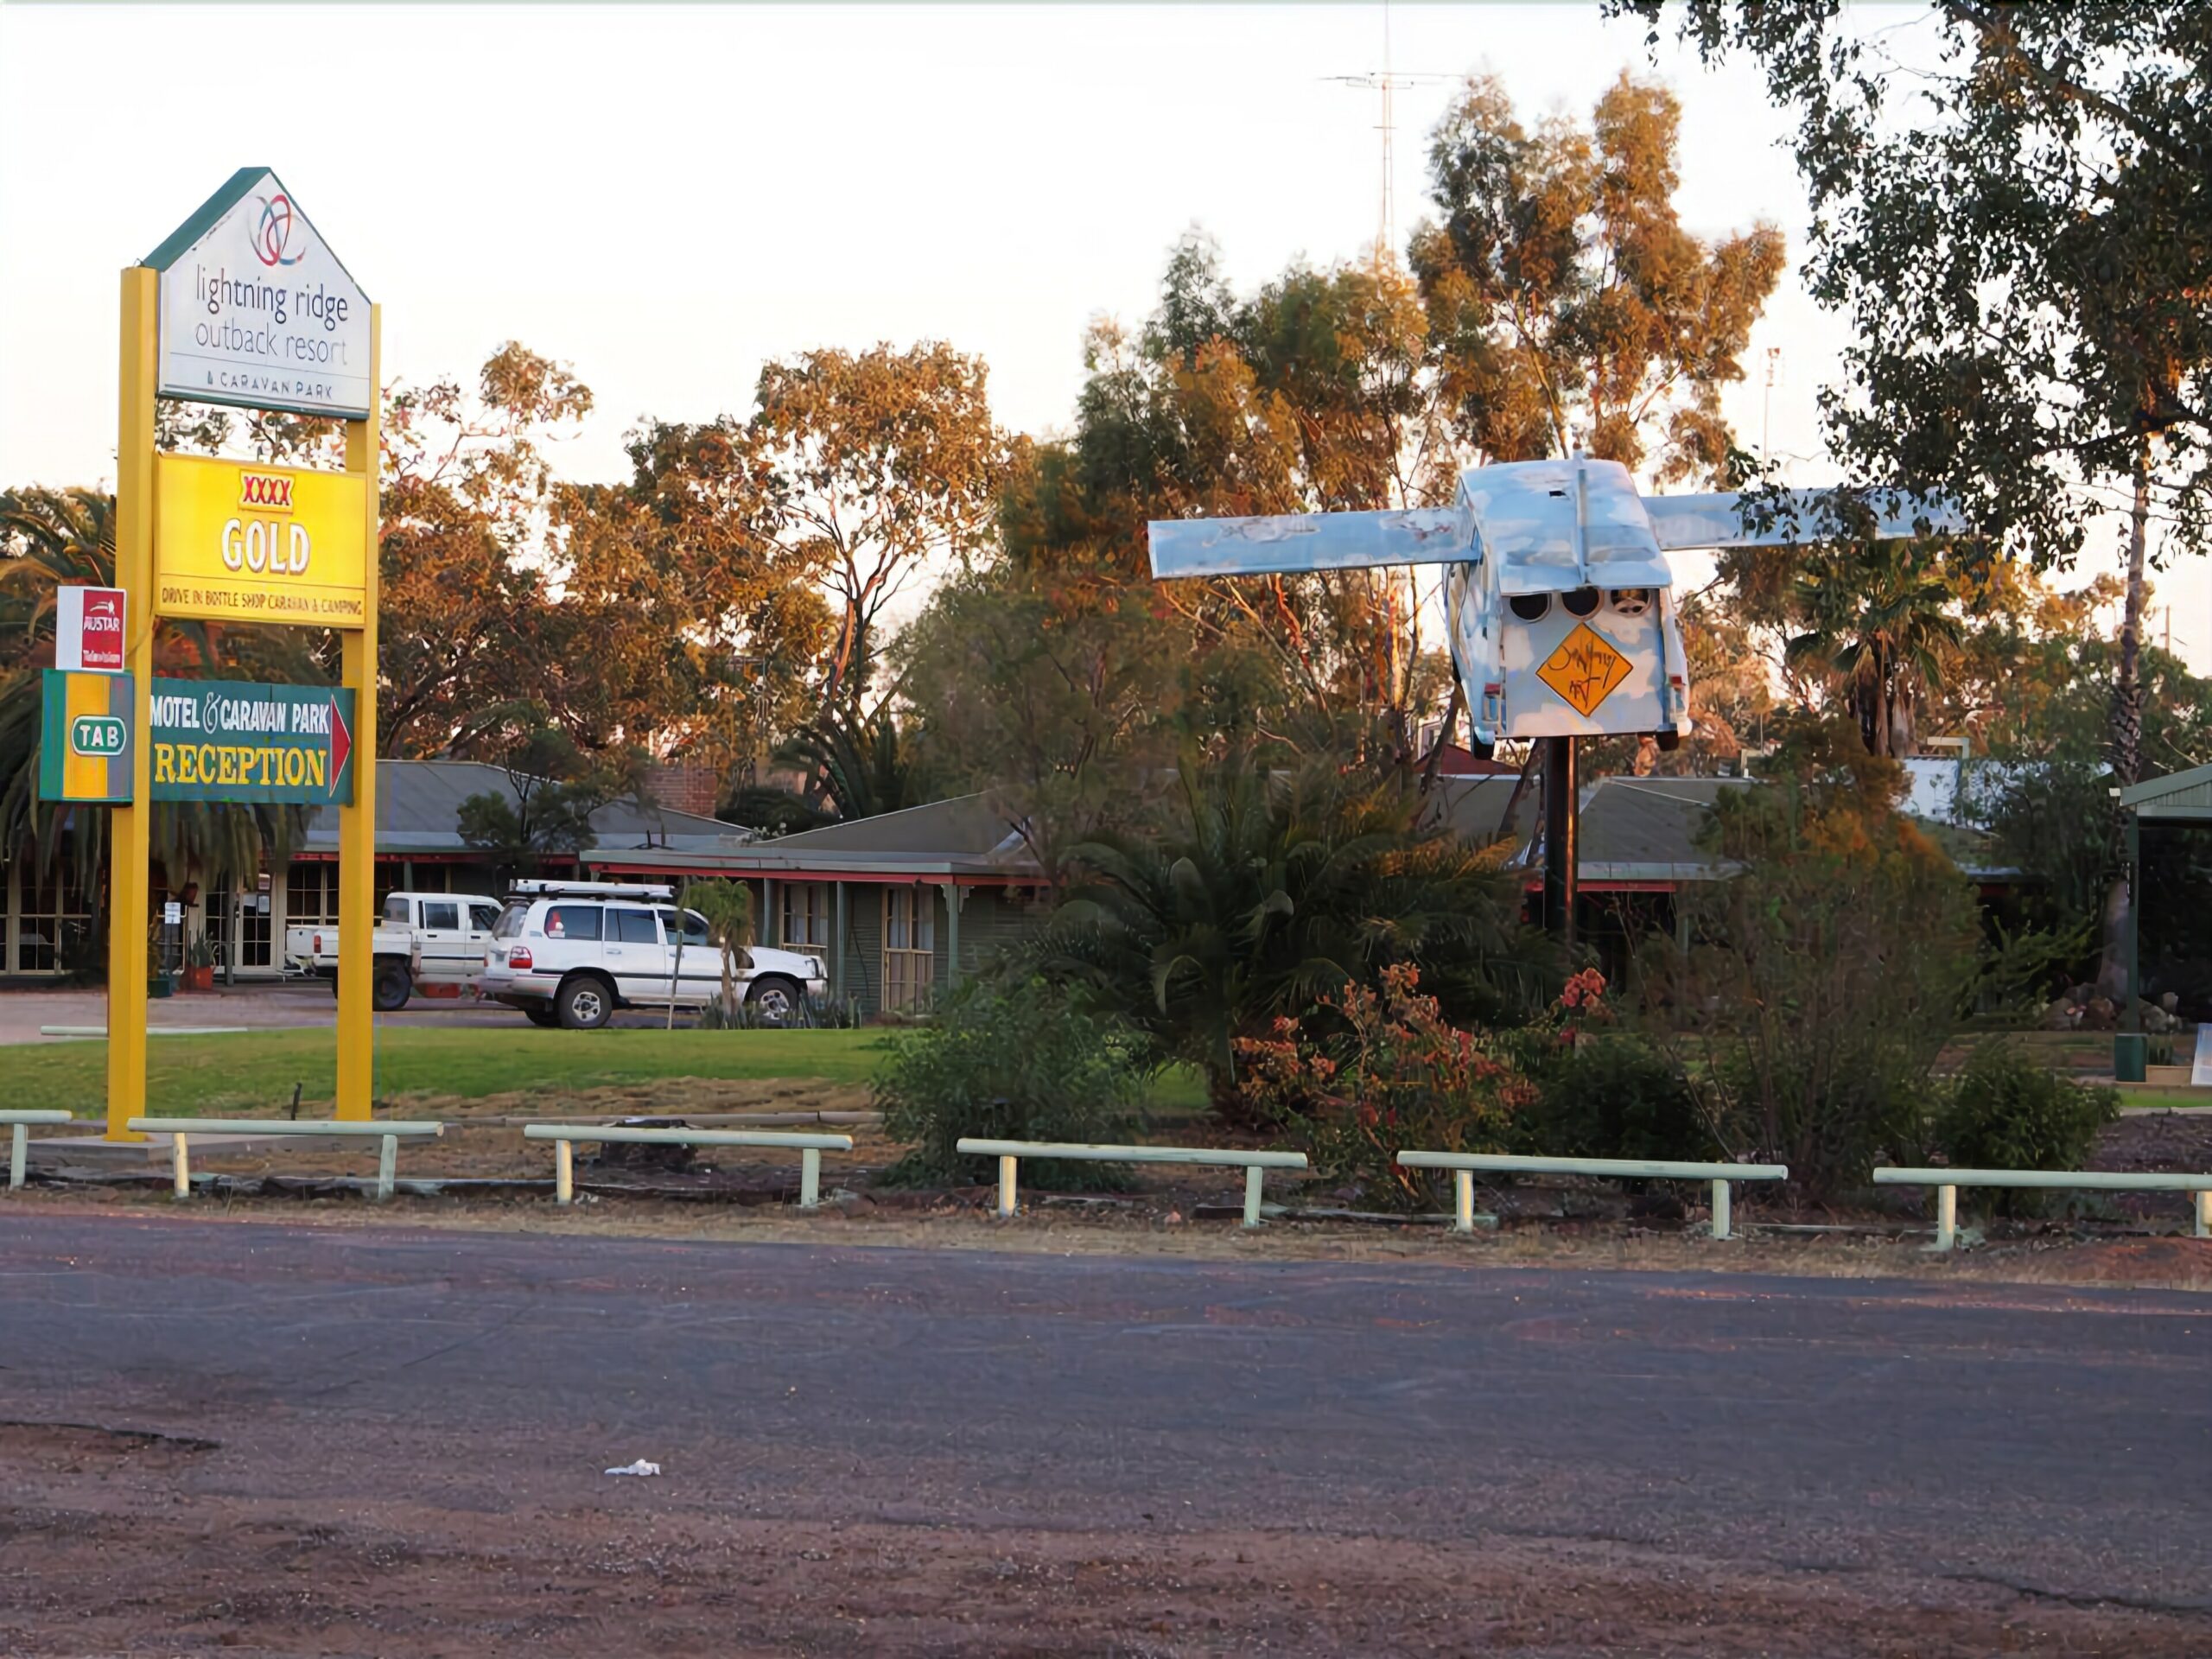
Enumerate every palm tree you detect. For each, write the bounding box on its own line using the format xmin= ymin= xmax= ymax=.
xmin=680 ymin=878 xmax=755 ymax=1021
xmin=1784 ymin=540 xmax=1964 ymax=759
xmin=0 ymin=486 xmax=327 ymax=909
xmin=772 ymin=702 xmax=928 ymax=824
xmin=1036 ymin=751 xmax=1545 ymax=1123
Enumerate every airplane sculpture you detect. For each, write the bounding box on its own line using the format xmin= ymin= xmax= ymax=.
xmin=1147 ymin=454 xmax=1959 ymax=940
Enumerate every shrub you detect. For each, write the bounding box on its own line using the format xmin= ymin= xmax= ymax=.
xmin=1653 ymin=719 xmax=1982 ymax=1198
xmin=1934 ymin=1039 xmax=2118 ymax=1197
xmin=1516 ymin=1033 xmax=1717 ymax=1164
xmin=874 ymin=976 xmax=1150 ymax=1189
xmin=1237 ymin=963 xmax=1539 ymax=1211
xmin=1038 ymin=752 xmax=1548 ymax=1127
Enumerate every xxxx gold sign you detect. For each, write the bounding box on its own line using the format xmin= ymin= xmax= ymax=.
xmin=153 ymin=454 xmax=367 ymax=626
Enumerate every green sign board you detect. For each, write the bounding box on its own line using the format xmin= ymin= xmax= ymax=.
xmin=40 ymin=672 xmax=355 ymax=804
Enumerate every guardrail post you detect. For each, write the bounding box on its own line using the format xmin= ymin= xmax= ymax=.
xmin=170 ymin=1133 xmax=190 ymax=1200
xmin=1454 ymin=1170 xmax=1475 ymax=1234
xmin=1935 ymin=1183 xmax=1956 ymax=1250
xmin=1711 ymin=1179 xmax=1732 ymax=1242
xmin=375 ymin=1135 xmax=397 ymax=1203
xmin=555 ymin=1139 xmax=574 ymax=1205
xmin=1242 ymin=1166 xmax=1265 ymax=1227
xmin=7 ymin=1124 xmax=25 ymax=1192
xmin=996 ymin=1154 xmax=1018 ymax=1218
xmin=800 ymin=1146 xmax=822 ymax=1210
xmin=2195 ymin=1190 xmax=2209 ymax=1240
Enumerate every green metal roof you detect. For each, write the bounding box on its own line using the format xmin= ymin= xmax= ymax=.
xmin=2120 ymin=762 xmax=2212 ymax=820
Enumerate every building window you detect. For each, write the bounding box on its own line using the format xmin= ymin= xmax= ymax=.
xmin=17 ymin=861 xmax=90 ymax=975
xmin=781 ymin=883 xmax=830 ymax=949
xmin=881 ymin=887 xmax=935 ymax=1012
xmin=286 ymin=862 xmax=339 ymax=927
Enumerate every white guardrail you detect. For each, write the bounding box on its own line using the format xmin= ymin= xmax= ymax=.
xmin=522 ymin=1124 xmax=854 ymax=1207
xmin=1875 ymin=1166 xmax=2212 ymax=1249
xmin=128 ymin=1116 xmax=444 ymax=1203
xmin=955 ymin=1139 xmax=1308 ymax=1226
xmin=1395 ymin=1151 xmax=1789 ymax=1239
xmin=3 ymin=1111 xmax=73 ymax=1191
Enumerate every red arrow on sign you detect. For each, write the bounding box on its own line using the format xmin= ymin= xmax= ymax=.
xmin=329 ymin=695 xmax=352 ymax=795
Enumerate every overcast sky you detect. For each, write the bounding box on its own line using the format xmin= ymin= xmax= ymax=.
xmin=2 ymin=3 xmax=2193 ymax=662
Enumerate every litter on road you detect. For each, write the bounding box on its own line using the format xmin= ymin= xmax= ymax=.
xmin=604 ymin=1459 xmax=662 ymax=1478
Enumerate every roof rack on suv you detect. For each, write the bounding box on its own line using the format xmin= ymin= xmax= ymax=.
xmin=507 ymin=880 xmax=677 ymax=901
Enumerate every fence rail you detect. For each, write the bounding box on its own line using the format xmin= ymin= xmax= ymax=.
xmin=955 ymin=1139 xmax=1307 ymax=1226
xmin=2 ymin=1111 xmax=73 ymax=1192
xmin=128 ymin=1117 xmax=444 ymax=1203
xmin=1874 ymin=1166 xmax=2212 ymax=1249
xmin=522 ymin=1124 xmax=855 ymax=1208
xmin=1396 ymin=1151 xmax=1789 ymax=1239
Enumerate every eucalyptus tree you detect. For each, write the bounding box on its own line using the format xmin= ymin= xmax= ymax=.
xmin=1613 ymin=2 xmax=2212 ymax=791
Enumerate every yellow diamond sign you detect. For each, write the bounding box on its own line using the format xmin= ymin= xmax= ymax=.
xmin=1536 ymin=623 xmax=1634 ymax=717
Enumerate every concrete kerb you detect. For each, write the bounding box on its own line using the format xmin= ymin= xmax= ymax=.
xmin=128 ymin=1116 xmax=444 ymax=1204
xmin=1395 ymin=1151 xmax=1790 ymax=1239
xmin=2 ymin=1111 xmax=73 ymax=1191
xmin=1875 ymin=1166 xmax=2212 ymax=1249
xmin=954 ymin=1139 xmax=1308 ymax=1227
xmin=521 ymin=1123 xmax=855 ymax=1208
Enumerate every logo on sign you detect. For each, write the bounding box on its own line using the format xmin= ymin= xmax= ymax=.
xmin=252 ymin=193 xmax=303 ymax=268
xmin=79 ymin=593 xmax=124 ymax=671
xmin=239 ymin=474 xmax=295 ymax=511
xmin=70 ymin=715 xmax=127 ymax=758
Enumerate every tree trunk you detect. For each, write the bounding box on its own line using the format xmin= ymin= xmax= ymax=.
xmin=2098 ymin=439 xmax=2154 ymax=999
xmin=2111 ymin=440 xmax=2152 ymax=790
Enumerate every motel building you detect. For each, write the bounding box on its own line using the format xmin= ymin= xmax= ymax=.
xmin=0 ymin=761 xmax=1052 ymax=1019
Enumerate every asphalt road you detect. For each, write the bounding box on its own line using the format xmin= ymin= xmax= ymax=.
xmin=2 ymin=1214 xmax=2208 ymax=1655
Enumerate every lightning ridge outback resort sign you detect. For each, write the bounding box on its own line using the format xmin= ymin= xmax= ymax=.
xmin=149 ymin=168 xmax=372 ymax=419
xmin=39 ymin=672 xmax=355 ymax=805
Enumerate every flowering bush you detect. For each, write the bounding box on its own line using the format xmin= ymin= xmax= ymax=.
xmin=1235 ymin=963 xmax=1542 ymax=1211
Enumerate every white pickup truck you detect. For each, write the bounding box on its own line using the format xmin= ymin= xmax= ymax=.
xmin=284 ymin=890 xmax=504 ymax=1011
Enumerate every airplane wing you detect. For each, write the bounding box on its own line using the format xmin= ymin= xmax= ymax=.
xmin=1643 ymin=489 xmax=1965 ymax=551
xmin=1147 ymin=506 xmax=1472 ymax=579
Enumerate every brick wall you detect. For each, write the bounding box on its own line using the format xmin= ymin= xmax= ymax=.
xmin=645 ymin=764 xmax=723 ymax=819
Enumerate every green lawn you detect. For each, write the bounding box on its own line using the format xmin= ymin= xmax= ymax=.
xmin=8 ymin=1027 xmax=890 ymax=1116
xmin=9 ymin=1025 xmax=1213 ymax=1121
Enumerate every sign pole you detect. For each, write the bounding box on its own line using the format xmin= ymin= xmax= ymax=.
xmin=334 ymin=304 xmax=382 ymax=1122
xmin=105 ymin=269 xmax=159 ymax=1141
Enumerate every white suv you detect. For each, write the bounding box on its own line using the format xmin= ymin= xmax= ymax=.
xmin=480 ymin=880 xmax=830 ymax=1029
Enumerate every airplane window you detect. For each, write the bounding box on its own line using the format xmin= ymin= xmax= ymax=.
xmin=1509 ymin=594 xmax=1550 ymax=622
xmin=1610 ymin=588 xmax=1653 ymax=618
xmin=1563 ymin=587 xmax=1601 ymax=618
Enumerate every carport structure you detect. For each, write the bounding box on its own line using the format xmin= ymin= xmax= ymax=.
xmin=2117 ymin=762 xmax=2212 ymax=1071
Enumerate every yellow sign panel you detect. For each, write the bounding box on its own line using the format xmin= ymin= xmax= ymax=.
xmin=153 ymin=454 xmax=368 ymax=627
xmin=1537 ymin=623 xmax=1634 ymax=717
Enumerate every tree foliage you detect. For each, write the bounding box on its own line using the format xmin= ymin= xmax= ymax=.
xmin=1413 ymin=70 xmax=1784 ymax=480
xmin=1654 ymin=719 xmax=1983 ymax=1198
xmin=1037 ymin=752 xmax=1546 ymax=1122
xmin=1619 ymin=1 xmax=2212 ymax=788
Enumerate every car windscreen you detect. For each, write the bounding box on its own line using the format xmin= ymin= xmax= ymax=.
xmin=657 ymin=907 xmax=711 ymax=948
xmin=493 ymin=903 xmax=531 ymax=939
xmin=383 ymin=893 xmax=410 ymax=925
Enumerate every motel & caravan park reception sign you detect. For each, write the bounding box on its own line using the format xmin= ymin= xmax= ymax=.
xmin=41 ymin=672 xmax=355 ymax=806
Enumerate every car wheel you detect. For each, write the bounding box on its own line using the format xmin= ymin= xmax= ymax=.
xmin=524 ymin=1004 xmax=563 ymax=1028
xmin=372 ymin=961 xmax=412 ymax=1012
xmin=557 ymin=974 xmax=614 ymax=1031
xmin=747 ymin=975 xmax=804 ymax=1027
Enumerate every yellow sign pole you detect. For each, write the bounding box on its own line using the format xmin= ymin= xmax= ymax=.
xmin=334 ymin=303 xmax=382 ymax=1121
xmin=105 ymin=269 xmax=158 ymax=1141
